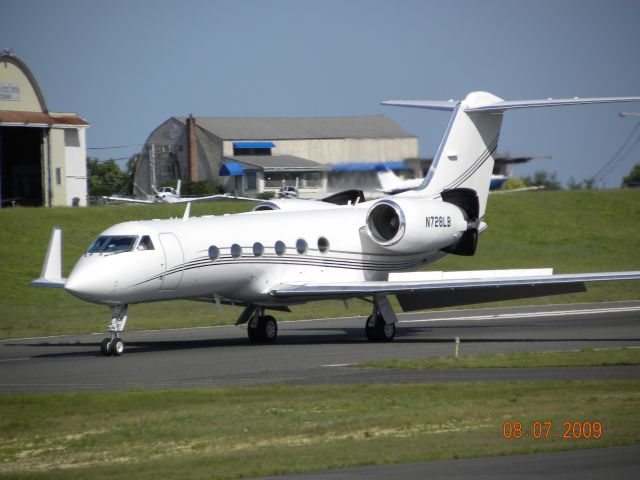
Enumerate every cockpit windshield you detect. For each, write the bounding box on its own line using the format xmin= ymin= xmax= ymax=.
xmin=87 ymin=235 xmax=138 ymax=254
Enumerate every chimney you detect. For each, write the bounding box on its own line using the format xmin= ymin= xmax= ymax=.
xmin=186 ymin=114 xmax=198 ymax=182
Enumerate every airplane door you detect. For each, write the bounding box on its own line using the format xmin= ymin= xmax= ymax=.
xmin=158 ymin=233 xmax=184 ymax=291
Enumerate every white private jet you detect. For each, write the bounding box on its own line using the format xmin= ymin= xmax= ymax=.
xmin=33 ymin=91 xmax=640 ymax=356
xmin=104 ymin=179 xmax=255 ymax=204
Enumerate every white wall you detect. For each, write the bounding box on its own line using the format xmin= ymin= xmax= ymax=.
xmin=63 ymin=127 xmax=88 ymax=206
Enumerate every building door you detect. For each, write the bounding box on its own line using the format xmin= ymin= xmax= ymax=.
xmin=0 ymin=127 xmax=44 ymax=207
xmin=158 ymin=233 xmax=184 ymax=291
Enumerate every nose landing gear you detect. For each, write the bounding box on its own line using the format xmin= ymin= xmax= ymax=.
xmin=100 ymin=305 xmax=128 ymax=356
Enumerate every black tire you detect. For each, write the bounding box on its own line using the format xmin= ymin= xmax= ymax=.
xmin=110 ymin=338 xmax=125 ymax=356
xmin=247 ymin=325 xmax=260 ymax=343
xmin=100 ymin=338 xmax=112 ymax=356
xmin=365 ymin=315 xmax=377 ymax=341
xmin=374 ymin=318 xmax=395 ymax=342
xmin=260 ymin=315 xmax=278 ymax=343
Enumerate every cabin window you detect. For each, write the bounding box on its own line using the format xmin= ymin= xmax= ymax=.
xmin=87 ymin=235 xmax=138 ymax=254
xmin=137 ymin=235 xmax=155 ymax=251
xmin=253 ymin=242 xmax=264 ymax=256
xmin=208 ymin=245 xmax=220 ymax=260
xmin=274 ymin=240 xmax=286 ymax=256
xmin=318 ymin=237 xmax=330 ymax=254
xmin=231 ymin=244 xmax=242 ymax=258
xmin=296 ymin=238 xmax=308 ymax=254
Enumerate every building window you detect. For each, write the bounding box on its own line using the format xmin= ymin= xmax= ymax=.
xmin=245 ymin=172 xmax=257 ymax=191
xmin=55 ymin=168 xmax=62 ymax=185
xmin=233 ymin=146 xmax=272 ymax=156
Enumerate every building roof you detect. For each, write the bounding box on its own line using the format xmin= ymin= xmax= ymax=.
xmin=175 ymin=115 xmax=414 ymax=140
xmin=0 ymin=111 xmax=89 ymax=127
xmin=224 ymin=155 xmax=326 ymax=171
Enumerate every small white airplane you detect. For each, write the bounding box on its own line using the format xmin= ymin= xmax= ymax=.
xmin=33 ymin=91 xmax=640 ymax=356
xmin=104 ymin=179 xmax=255 ymax=204
xmin=378 ymin=167 xmax=511 ymax=194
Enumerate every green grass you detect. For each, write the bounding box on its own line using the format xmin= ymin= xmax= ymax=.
xmin=0 ymin=380 xmax=638 ymax=479
xmin=360 ymin=347 xmax=640 ymax=370
xmin=1 ymin=190 xmax=639 ymax=338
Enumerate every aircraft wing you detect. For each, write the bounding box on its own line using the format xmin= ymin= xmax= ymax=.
xmin=174 ymin=194 xmax=260 ymax=203
xmin=103 ymin=196 xmax=155 ymax=204
xmin=269 ymin=269 xmax=640 ymax=311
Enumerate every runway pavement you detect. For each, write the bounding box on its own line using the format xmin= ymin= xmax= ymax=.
xmin=254 ymin=444 xmax=640 ymax=480
xmin=1 ymin=300 xmax=639 ymax=394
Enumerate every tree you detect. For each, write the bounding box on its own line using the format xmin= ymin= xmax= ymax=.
xmin=521 ymin=170 xmax=562 ymax=190
xmin=87 ymin=157 xmax=128 ymax=196
xmin=622 ymin=163 xmax=640 ymax=188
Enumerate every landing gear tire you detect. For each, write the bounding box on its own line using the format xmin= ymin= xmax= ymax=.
xmin=365 ymin=315 xmax=376 ymax=341
xmin=248 ymin=315 xmax=278 ymax=343
xmin=260 ymin=315 xmax=278 ymax=343
xmin=110 ymin=338 xmax=125 ymax=356
xmin=375 ymin=320 xmax=395 ymax=342
xmin=365 ymin=314 xmax=395 ymax=342
xmin=100 ymin=338 xmax=112 ymax=356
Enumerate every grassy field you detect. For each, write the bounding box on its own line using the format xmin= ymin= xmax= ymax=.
xmin=1 ymin=380 xmax=638 ymax=479
xmin=360 ymin=347 xmax=640 ymax=370
xmin=0 ymin=189 xmax=639 ymax=338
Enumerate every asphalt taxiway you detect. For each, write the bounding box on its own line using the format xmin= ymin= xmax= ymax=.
xmin=1 ymin=301 xmax=639 ymax=394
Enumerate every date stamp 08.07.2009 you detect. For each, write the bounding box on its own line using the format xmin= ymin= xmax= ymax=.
xmin=502 ymin=421 xmax=603 ymax=440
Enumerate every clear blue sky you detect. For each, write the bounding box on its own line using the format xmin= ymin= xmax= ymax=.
xmin=3 ymin=0 xmax=640 ymax=187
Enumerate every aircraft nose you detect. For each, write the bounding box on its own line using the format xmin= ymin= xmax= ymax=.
xmin=65 ymin=263 xmax=114 ymax=303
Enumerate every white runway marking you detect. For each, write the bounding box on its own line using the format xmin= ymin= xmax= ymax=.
xmin=399 ymin=305 xmax=640 ymax=324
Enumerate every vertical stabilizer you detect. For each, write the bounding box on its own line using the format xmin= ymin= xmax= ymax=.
xmin=396 ymin=91 xmax=504 ymax=217
xmin=383 ymin=91 xmax=640 ymax=218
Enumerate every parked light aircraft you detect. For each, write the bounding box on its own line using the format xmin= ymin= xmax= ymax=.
xmin=33 ymin=91 xmax=640 ymax=356
xmin=378 ymin=167 xmax=514 ymax=194
xmin=104 ymin=179 xmax=255 ymax=204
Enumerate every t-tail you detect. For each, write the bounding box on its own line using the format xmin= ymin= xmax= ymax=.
xmin=383 ymin=91 xmax=640 ymax=218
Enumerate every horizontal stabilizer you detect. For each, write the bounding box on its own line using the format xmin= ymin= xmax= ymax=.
xmin=381 ymin=100 xmax=457 ymax=111
xmin=466 ymin=96 xmax=640 ymax=112
xmin=383 ymin=94 xmax=640 ymax=113
xmin=31 ymin=226 xmax=66 ymax=288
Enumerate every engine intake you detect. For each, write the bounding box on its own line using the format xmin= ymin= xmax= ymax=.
xmin=366 ymin=199 xmax=405 ymax=246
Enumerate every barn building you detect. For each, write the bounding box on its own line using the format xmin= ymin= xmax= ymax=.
xmin=0 ymin=51 xmax=89 ymax=207
xmin=134 ymin=115 xmax=418 ymax=197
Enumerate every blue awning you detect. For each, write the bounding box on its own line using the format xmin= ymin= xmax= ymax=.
xmin=233 ymin=142 xmax=275 ymax=149
xmin=219 ymin=162 xmax=245 ymax=176
xmin=330 ymin=161 xmax=407 ymax=172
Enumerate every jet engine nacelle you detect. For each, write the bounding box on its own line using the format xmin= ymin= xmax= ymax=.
xmin=364 ymin=197 xmax=469 ymax=253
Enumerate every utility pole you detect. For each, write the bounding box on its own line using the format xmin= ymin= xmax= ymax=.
xmin=149 ymin=143 xmax=156 ymax=188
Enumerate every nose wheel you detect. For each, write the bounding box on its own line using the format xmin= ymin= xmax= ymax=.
xmin=101 ymin=305 xmax=128 ymax=356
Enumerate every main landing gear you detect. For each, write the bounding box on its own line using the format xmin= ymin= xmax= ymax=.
xmin=364 ymin=294 xmax=397 ymax=342
xmin=236 ymin=305 xmax=278 ymax=343
xmin=100 ymin=305 xmax=128 ymax=356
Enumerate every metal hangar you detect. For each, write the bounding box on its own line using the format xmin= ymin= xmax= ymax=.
xmin=0 ymin=51 xmax=89 ymax=207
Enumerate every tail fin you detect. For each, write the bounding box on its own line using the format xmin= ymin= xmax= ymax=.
xmin=383 ymin=91 xmax=640 ymax=218
xmin=176 ymin=179 xmax=182 ymax=196
xmin=385 ymin=91 xmax=504 ymax=217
